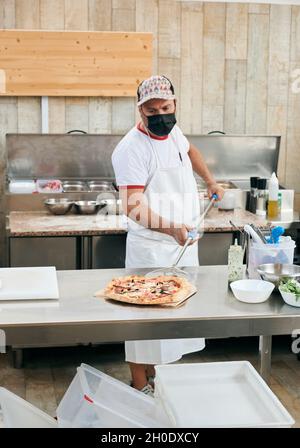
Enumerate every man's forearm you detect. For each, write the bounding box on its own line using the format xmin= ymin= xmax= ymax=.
xmin=188 ymin=144 xmax=215 ymax=185
xmin=120 ymin=190 xmax=173 ymax=236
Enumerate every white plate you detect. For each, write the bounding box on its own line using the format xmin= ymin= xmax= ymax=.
xmin=230 ymin=279 xmax=274 ymax=303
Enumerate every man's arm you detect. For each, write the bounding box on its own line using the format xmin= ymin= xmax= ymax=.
xmin=119 ymin=187 xmax=197 ymax=246
xmin=188 ymin=143 xmax=225 ymax=200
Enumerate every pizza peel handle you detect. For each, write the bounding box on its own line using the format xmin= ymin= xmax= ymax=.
xmin=172 ymin=194 xmax=218 ymax=269
xmin=146 ymin=194 xmax=217 ymax=278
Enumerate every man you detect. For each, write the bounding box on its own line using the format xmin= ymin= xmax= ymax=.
xmin=112 ymin=75 xmax=224 ymax=397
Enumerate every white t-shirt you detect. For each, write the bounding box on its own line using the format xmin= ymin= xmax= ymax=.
xmin=112 ymin=124 xmax=190 ymax=188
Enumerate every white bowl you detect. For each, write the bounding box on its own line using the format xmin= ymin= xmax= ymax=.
xmin=230 ymin=279 xmax=275 ymax=303
xmin=279 ymin=288 xmax=300 ymax=308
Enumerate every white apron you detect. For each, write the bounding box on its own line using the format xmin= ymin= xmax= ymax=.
xmin=125 ymin=128 xmax=205 ymax=365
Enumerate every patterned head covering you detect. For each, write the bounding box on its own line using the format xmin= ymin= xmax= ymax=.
xmin=137 ymin=75 xmax=176 ymax=106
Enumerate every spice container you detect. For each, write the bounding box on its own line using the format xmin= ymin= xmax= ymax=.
xmin=248 ymin=177 xmax=259 ymax=213
xmin=228 ymin=239 xmax=244 ymax=283
xmin=256 ymin=178 xmax=267 ymax=217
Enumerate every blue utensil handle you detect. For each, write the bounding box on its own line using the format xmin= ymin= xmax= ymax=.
xmin=211 ymin=193 xmax=218 ymax=200
xmin=188 ymin=229 xmax=198 ymax=240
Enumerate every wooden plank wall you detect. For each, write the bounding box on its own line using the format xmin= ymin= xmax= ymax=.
xmin=0 ymin=1 xmax=299 ymax=236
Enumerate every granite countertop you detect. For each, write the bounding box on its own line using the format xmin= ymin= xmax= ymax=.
xmin=7 ymin=208 xmax=270 ymax=237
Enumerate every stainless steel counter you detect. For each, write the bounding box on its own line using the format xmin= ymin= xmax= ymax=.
xmin=1 ymin=265 xmax=300 ymax=382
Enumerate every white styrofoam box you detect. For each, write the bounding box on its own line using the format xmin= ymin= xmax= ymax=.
xmin=0 ymin=266 xmax=59 ymax=301
xmin=0 ymin=387 xmax=57 ymax=428
xmin=57 ymin=363 xmax=171 ymax=428
xmin=154 ymin=361 xmax=295 ymax=428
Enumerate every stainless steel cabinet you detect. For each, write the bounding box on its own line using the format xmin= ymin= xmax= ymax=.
xmin=198 ymin=233 xmax=233 ymax=265
xmin=91 ymin=233 xmax=232 ymax=269
xmin=92 ymin=234 xmax=127 ymax=269
xmin=9 ymin=237 xmax=79 ymax=270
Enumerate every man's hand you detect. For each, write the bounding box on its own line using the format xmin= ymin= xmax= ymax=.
xmin=169 ymin=224 xmax=198 ymax=246
xmin=206 ymin=182 xmax=225 ymax=201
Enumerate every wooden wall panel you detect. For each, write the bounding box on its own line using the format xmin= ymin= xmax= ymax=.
xmin=89 ymin=0 xmax=112 ymax=32
xmin=202 ymin=3 xmax=225 ymax=133
xmin=248 ymin=3 xmax=270 ymax=14
xmin=15 ymin=0 xmax=40 ymax=28
xmin=40 ymin=0 xmax=65 ymax=29
xmin=0 ymin=0 xmax=15 ymax=28
xmin=158 ymin=0 xmax=181 ymax=59
xmin=291 ymin=6 xmax=300 ymax=62
xmin=180 ymin=1 xmax=203 ymax=134
xmin=111 ymin=0 xmax=135 ymax=134
xmin=136 ymin=0 xmax=158 ymax=73
xmin=267 ymin=5 xmax=291 ymax=185
xmin=40 ymin=0 xmax=65 ymax=133
xmin=15 ymin=0 xmax=41 ymax=135
xmin=225 ymin=3 xmax=248 ymax=60
xmin=224 ymin=60 xmax=247 ymax=134
xmin=88 ymin=0 xmax=112 ymax=134
xmin=0 ymin=0 xmax=298 ymax=189
xmin=245 ymin=13 xmax=269 ymax=133
xmin=286 ymin=61 xmax=300 ymax=191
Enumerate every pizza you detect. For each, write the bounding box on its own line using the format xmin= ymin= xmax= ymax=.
xmin=103 ymin=275 xmax=193 ymax=305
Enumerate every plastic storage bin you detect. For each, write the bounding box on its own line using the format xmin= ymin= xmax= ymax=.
xmin=56 ymin=363 xmax=171 ymax=428
xmin=248 ymin=238 xmax=296 ymax=279
xmin=36 ymin=179 xmax=63 ymax=193
xmin=8 ymin=179 xmax=36 ymax=194
xmin=0 ymin=387 xmax=58 ymax=428
xmin=154 ymin=361 xmax=295 ymax=428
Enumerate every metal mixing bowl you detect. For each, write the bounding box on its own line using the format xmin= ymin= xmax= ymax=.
xmin=44 ymin=198 xmax=74 ymax=215
xmin=257 ymin=263 xmax=300 ymax=286
xmin=74 ymin=200 xmax=101 ymax=215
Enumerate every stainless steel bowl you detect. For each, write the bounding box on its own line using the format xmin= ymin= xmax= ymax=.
xmin=257 ymin=263 xmax=300 ymax=286
xmin=99 ymin=199 xmax=123 ymax=215
xmin=44 ymin=198 xmax=74 ymax=215
xmin=88 ymin=181 xmax=115 ymax=192
xmin=74 ymin=200 xmax=101 ymax=215
xmin=63 ymin=181 xmax=87 ymax=192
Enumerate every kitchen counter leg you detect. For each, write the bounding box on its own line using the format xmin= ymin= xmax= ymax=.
xmin=259 ymin=335 xmax=272 ymax=384
xmin=12 ymin=348 xmax=24 ymax=369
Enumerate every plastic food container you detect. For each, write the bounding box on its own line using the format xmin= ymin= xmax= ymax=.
xmin=0 ymin=387 xmax=57 ymax=428
xmin=36 ymin=179 xmax=63 ymax=193
xmin=56 ymin=363 xmax=171 ymax=428
xmin=8 ymin=179 xmax=36 ymax=194
xmin=248 ymin=238 xmax=296 ymax=279
xmin=154 ymin=361 xmax=295 ymax=428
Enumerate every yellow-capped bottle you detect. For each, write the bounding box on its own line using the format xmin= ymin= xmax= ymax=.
xmin=267 ymin=172 xmax=279 ymax=219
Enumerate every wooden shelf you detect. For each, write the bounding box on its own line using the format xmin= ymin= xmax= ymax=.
xmin=0 ymin=29 xmax=153 ymax=96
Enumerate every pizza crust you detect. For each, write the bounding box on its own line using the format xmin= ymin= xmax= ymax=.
xmin=102 ymin=275 xmax=194 ymax=305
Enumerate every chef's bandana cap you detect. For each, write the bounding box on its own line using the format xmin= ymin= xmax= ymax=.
xmin=137 ymin=75 xmax=176 ymax=106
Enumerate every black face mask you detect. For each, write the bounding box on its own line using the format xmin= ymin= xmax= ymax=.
xmin=146 ymin=113 xmax=177 ymax=137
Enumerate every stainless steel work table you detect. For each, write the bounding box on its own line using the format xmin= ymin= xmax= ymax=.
xmin=1 ymin=265 xmax=299 ymax=383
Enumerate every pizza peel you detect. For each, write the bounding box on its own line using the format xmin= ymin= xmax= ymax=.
xmin=146 ymin=194 xmax=218 ymax=279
